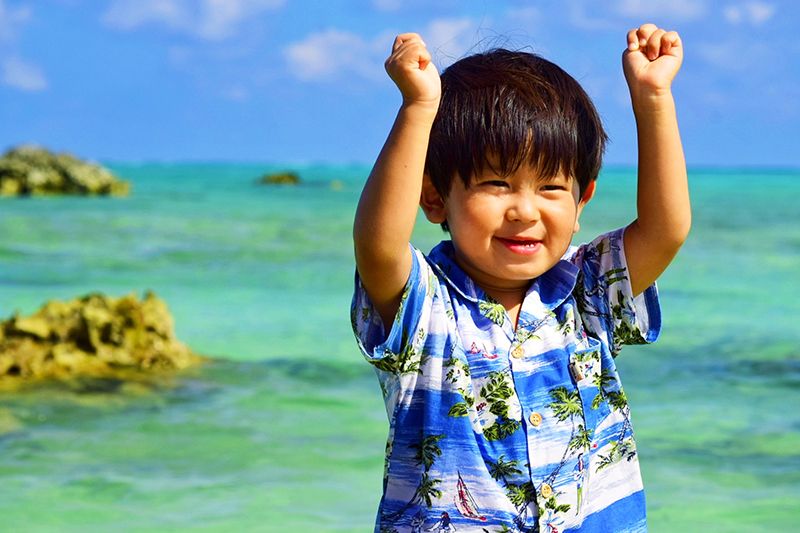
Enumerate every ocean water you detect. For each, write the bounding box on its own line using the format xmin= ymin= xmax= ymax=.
xmin=1 ymin=164 xmax=798 ymax=532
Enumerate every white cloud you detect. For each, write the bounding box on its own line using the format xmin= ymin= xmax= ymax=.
xmin=505 ymin=6 xmax=542 ymax=25
xmin=566 ymin=1 xmax=619 ymax=31
xmin=723 ymin=2 xmax=775 ymax=25
xmin=102 ymin=0 xmax=285 ymax=41
xmin=284 ymin=17 xmax=478 ymax=83
xmin=102 ymin=0 xmax=184 ymax=31
xmin=283 ymin=28 xmax=383 ymax=82
xmin=0 ymin=1 xmax=46 ymax=92
xmin=372 ymin=0 xmax=401 ymax=12
xmin=567 ymin=0 xmax=708 ymax=30
xmin=0 ymin=0 xmax=32 ymax=41
xmin=615 ymin=0 xmax=708 ymax=21
xmin=1 ymin=56 xmax=47 ymax=91
xmin=698 ymin=41 xmax=769 ymax=71
xmin=221 ymin=85 xmax=249 ymax=102
xmin=424 ymin=17 xmax=476 ymax=64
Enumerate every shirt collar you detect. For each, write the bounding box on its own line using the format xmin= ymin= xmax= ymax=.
xmin=427 ymin=240 xmax=579 ymax=311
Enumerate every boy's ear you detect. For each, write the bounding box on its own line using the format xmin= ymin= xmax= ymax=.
xmin=420 ymin=174 xmax=447 ymax=224
xmin=573 ymin=180 xmax=596 ymax=234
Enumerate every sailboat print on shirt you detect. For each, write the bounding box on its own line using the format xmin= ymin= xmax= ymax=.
xmin=468 ymin=341 xmax=498 ymax=360
xmin=455 ymin=472 xmax=487 ymax=521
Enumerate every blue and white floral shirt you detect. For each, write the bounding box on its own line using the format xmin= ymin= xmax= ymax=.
xmin=351 ymin=228 xmax=660 ymax=533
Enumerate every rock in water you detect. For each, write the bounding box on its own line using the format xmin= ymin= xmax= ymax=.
xmin=0 ymin=145 xmax=130 ymax=196
xmin=0 ymin=292 xmax=202 ymax=386
xmin=258 ymin=171 xmax=300 ymax=185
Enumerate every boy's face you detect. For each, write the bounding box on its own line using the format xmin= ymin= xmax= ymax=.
xmin=422 ymin=164 xmax=594 ymax=298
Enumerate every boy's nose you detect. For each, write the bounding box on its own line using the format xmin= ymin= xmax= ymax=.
xmin=507 ymin=193 xmax=540 ymax=223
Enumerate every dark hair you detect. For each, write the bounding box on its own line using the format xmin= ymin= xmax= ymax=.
xmin=424 ymin=49 xmax=607 ymax=230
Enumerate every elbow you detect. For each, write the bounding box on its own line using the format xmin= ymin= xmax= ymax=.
xmin=353 ymin=222 xmax=399 ymax=271
xmin=352 ymin=214 xmax=375 ymax=257
xmin=629 ymin=213 xmax=691 ymax=255
xmin=661 ymin=215 xmax=691 ymax=253
xmin=675 ymin=213 xmax=692 ymax=245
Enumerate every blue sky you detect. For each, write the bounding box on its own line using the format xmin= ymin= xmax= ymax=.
xmin=0 ymin=0 xmax=797 ymax=167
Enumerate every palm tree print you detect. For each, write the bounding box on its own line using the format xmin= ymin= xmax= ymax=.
xmin=505 ymin=481 xmax=537 ymax=530
xmin=591 ymin=369 xmax=616 ymax=409
xmin=487 ymin=455 xmax=523 ymax=485
xmin=547 ymin=387 xmax=582 ymax=422
xmin=411 ymin=434 xmax=444 ymax=471
xmin=382 ymin=434 xmax=446 ymax=524
xmin=544 ymin=387 xmax=586 ymax=483
xmin=506 ymin=481 xmax=536 ymax=507
xmin=506 ymin=481 xmax=536 ymax=512
xmin=567 ymin=425 xmax=593 ymax=454
xmin=606 ymin=390 xmax=628 ymax=412
xmin=414 ymin=472 xmax=443 ymax=507
xmin=596 ymin=437 xmax=636 ymax=472
xmin=595 ymin=388 xmax=637 ymax=473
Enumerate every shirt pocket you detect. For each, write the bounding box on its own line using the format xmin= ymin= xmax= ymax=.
xmin=569 ymin=337 xmax=612 ymax=435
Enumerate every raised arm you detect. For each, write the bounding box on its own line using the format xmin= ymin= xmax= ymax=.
xmin=621 ymin=23 xmax=691 ymax=296
xmin=353 ymin=33 xmax=441 ymax=329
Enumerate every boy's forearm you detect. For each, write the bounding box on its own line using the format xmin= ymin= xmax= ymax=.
xmin=630 ymin=91 xmax=690 ymax=248
xmin=353 ymin=103 xmax=437 ymax=266
xmin=623 ymin=89 xmax=690 ymax=296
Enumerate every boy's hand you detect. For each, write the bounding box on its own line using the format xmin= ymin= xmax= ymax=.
xmin=623 ymin=23 xmax=682 ymax=101
xmin=385 ymin=33 xmax=441 ymax=111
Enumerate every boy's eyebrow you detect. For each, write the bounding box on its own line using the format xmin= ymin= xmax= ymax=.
xmin=476 ymin=155 xmax=570 ymax=182
xmin=537 ymin=172 xmax=571 ymax=182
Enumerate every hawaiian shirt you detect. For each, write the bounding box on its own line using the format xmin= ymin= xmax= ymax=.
xmin=351 ymin=228 xmax=661 ymax=533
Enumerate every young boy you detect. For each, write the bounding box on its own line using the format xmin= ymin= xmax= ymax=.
xmin=352 ymin=23 xmax=689 ymax=533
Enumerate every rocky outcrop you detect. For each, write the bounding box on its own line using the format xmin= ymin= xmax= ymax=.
xmin=0 ymin=292 xmax=202 ymax=388
xmin=258 ymin=171 xmax=300 ymax=185
xmin=0 ymin=145 xmax=130 ymax=196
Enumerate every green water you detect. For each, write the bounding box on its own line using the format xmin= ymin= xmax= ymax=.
xmin=1 ymin=165 xmax=798 ymax=531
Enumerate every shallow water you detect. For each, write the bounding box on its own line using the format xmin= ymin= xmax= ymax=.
xmin=1 ymin=165 xmax=798 ymax=531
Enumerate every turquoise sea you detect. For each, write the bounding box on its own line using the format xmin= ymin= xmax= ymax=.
xmin=1 ymin=164 xmax=798 ymax=532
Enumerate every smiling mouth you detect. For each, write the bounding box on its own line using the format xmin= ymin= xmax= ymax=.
xmin=495 ymin=237 xmax=542 ymax=254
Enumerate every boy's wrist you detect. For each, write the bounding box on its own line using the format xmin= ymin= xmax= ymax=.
xmin=630 ymin=88 xmax=675 ymax=115
xmin=399 ymin=99 xmax=440 ymax=123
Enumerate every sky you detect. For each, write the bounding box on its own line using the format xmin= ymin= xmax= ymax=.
xmin=0 ymin=0 xmax=798 ymax=167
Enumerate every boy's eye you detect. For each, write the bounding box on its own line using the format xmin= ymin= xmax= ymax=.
xmin=481 ymin=180 xmax=509 ymax=188
xmin=541 ymin=184 xmax=567 ymax=192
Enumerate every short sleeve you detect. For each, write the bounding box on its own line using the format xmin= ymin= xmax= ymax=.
xmin=350 ymin=245 xmax=435 ymax=372
xmin=569 ymin=227 xmax=661 ymax=356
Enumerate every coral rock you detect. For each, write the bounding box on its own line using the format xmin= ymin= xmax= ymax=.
xmin=0 ymin=145 xmax=130 ymax=197
xmin=258 ymin=171 xmax=300 ymax=185
xmin=0 ymin=291 xmax=202 ymax=387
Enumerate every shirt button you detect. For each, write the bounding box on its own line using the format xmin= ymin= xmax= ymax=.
xmin=529 ymin=412 xmax=542 ymax=427
xmin=540 ymin=483 xmax=553 ymax=499
xmin=511 ymin=346 xmax=524 ymax=359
